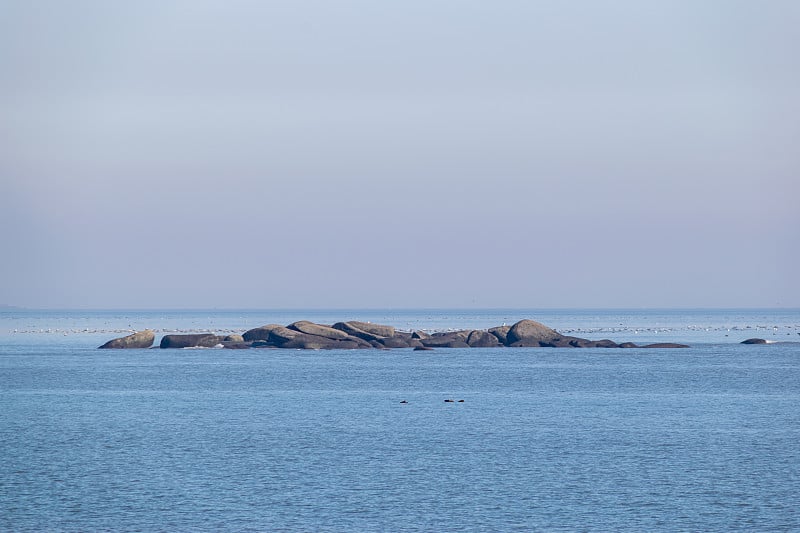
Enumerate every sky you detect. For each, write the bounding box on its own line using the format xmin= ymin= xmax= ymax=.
xmin=1 ymin=0 xmax=798 ymax=309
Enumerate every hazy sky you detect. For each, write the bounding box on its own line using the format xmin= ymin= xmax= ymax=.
xmin=1 ymin=1 xmax=798 ymax=309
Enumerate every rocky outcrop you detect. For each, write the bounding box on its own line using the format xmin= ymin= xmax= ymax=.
xmin=506 ymin=320 xmax=560 ymax=347
xmin=160 ymin=334 xmax=224 ymax=349
xmin=99 ymin=318 xmax=695 ymax=351
xmin=241 ymin=324 xmax=371 ymax=350
xmin=98 ymin=330 xmax=155 ymax=349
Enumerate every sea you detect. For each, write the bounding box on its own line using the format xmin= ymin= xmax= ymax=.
xmin=1 ymin=308 xmax=799 ymax=532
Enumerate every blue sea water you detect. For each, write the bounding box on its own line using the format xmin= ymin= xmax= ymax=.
xmin=1 ymin=309 xmax=799 ymax=531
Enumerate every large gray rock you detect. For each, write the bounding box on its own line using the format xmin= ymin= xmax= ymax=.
xmin=332 ymin=322 xmax=389 ymax=342
xmin=377 ymin=336 xmax=413 ymax=348
xmin=222 ymin=341 xmax=252 ymax=349
xmin=343 ymin=321 xmax=395 ymax=338
xmin=506 ymin=320 xmax=560 ymax=346
xmin=467 ymin=330 xmax=501 ymax=348
xmin=98 ymin=330 xmax=155 ymax=349
xmin=288 ymin=321 xmax=352 ymax=340
xmin=421 ymin=333 xmax=471 ymax=348
xmin=267 ymin=326 xmax=303 ymax=344
xmin=488 ymin=326 xmax=511 ymax=345
xmin=242 ymin=324 xmax=284 ymax=342
xmin=279 ymin=333 xmax=367 ymax=350
xmin=160 ymin=334 xmax=223 ymax=349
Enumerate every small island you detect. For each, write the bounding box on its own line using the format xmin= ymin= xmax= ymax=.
xmin=98 ymin=319 xmax=690 ymax=350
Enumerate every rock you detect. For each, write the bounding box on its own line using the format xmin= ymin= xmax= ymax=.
xmin=332 ymin=322 xmax=388 ymax=343
xmin=279 ymin=333 xmax=366 ymax=350
xmin=589 ymin=339 xmax=619 ymax=348
xmin=421 ymin=333 xmax=470 ymax=348
xmin=393 ymin=332 xmax=423 ymax=348
xmin=101 ymin=318 xmax=692 ymax=351
xmin=160 ymin=334 xmax=224 ymax=349
xmin=466 ymin=330 xmax=501 ymax=348
xmin=242 ymin=324 xmax=284 ymax=342
xmin=488 ymin=326 xmax=511 ymax=345
xmin=506 ymin=319 xmax=561 ymax=346
xmin=98 ymin=330 xmax=155 ymax=349
xmin=288 ymin=321 xmax=352 ymax=340
xmin=430 ymin=330 xmax=470 ymax=341
xmin=222 ymin=341 xmax=252 ymax=349
xmin=641 ymin=343 xmax=690 ymax=348
xmin=506 ymin=339 xmax=543 ymax=347
xmin=741 ymin=338 xmax=767 ymax=344
xmin=343 ymin=321 xmax=395 ymax=338
xmin=251 ymin=340 xmax=275 ymax=348
xmin=564 ymin=337 xmax=594 ymax=348
xmin=378 ymin=336 xmax=412 ymax=348
xmin=265 ymin=326 xmax=303 ymax=344
xmin=414 ymin=346 xmax=434 ymax=351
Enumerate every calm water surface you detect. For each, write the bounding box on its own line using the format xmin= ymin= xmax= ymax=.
xmin=1 ymin=309 xmax=799 ymax=531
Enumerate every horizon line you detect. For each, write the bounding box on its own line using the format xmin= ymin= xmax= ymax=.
xmin=3 ymin=305 xmax=799 ymax=312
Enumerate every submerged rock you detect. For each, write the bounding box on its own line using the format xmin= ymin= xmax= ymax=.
xmin=640 ymin=343 xmax=690 ymax=348
xmin=98 ymin=330 xmax=155 ymax=349
xmin=741 ymin=338 xmax=767 ymax=344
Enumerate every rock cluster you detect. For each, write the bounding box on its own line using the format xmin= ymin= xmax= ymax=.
xmin=98 ymin=319 xmax=690 ymax=350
